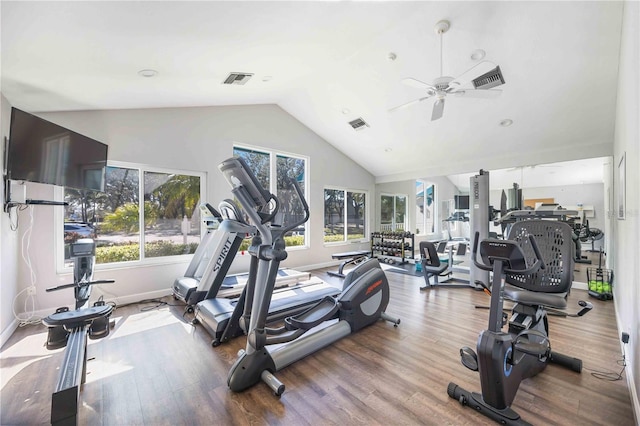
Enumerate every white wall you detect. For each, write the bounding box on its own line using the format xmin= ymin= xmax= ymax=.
xmin=1 ymin=94 xmax=21 ymax=348
xmin=612 ymin=1 xmax=639 ymax=421
xmin=1 ymin=104 xmax=375 ymax=329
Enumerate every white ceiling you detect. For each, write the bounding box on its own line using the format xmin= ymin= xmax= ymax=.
xmin=0 ymin=1 xmax=624 ymax=184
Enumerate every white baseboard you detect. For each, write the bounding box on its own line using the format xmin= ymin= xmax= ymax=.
xmin=0 ymin=319 xmax=19 ymax=350
xmin=572 ymin=281 xmax=588 ymax=291
xmin=615 ymin=299 xmax=640 ymax=425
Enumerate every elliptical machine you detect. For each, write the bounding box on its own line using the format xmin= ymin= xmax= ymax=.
xmin=218 ymin=156 xmax=400 ymax=396
xmin=448 ymin=220 xmax=592 ymax=425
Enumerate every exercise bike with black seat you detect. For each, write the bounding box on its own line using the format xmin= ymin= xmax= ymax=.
xmin=448 ymin=220 xmax=592 ymax=425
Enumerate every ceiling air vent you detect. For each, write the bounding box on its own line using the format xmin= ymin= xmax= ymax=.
xmin=472 ymin=66 xmax=505 ymax=90
xmin=223 ymin=72 xmax=254 ymax=85
xmin=348 ymin=117 xmax=369 ymax=131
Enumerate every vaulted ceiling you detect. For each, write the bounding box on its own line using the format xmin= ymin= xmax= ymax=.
xmin=1 ymin=1 xmax=624 ymax=183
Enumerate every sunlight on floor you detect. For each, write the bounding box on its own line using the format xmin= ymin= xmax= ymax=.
xmin=0 ymin=332 xmax=55 ymax=389
xmin=107 ymin=308 xmax=191 ymax=339
xmin=84 ymin=358 xmax=133 ymax=384
xmin=1 ymin=306 xmax=195 ymax=393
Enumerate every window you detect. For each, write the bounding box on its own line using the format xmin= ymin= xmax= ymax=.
xmin=380 ymin=194 xmax=406 ymax=232
xmin=62 ymin=162 xmax=204 ymax=267
xmin=324 ymin=188 xmax=367 ymax=243
xmin=233 ymin=146 xmax=307 ymax=248
xmin=416 ymin=181 xmax=436 ymax=235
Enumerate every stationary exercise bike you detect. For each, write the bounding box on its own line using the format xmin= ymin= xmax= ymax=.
xmin=42 ymin=239 xmax=114 ymax=425
xmin=218 ymin=156 xmax=400 ymax=396
xmin=448 ymin=220 xmax=592 ymax=425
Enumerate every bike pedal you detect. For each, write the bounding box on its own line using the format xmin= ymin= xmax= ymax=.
xmin=460 ymin=346 xmax=478 ymax=371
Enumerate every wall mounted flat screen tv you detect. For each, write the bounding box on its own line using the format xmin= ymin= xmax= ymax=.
xmin=7 ymin=107 xmax=108 ymax=191
xmin=454 ymin=194 xmax=470 ymax=210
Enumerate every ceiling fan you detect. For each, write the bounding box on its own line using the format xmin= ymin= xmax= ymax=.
xmin=389 ymin=20 xmax=505 ymax=121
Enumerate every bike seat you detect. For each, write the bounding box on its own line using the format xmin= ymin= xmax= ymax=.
xmin=504 ymin=285 xmax=568 ymax=309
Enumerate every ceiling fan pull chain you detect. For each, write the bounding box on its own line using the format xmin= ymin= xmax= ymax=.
xmin=440 ymin=30 xmax=443 ymax=76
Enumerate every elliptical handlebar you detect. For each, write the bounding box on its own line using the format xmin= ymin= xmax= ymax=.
xmin=277 ymin=177 xmax=310 ymax=238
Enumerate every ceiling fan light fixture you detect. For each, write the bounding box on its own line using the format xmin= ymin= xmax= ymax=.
xmin=471 ymin=49 xmax=486 ymax=61
xmin=434 ymin=20 xmax=450 ymax=34
xmin=138 ymin=69 xmax=158 ymax=78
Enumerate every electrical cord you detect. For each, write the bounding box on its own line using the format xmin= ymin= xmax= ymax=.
xmin=584 ymin=345 xmax=627 ymax=381
xmin=13 ymin=206 xmax=41 ymax=326
xmin=113 ymin=297 xmax=181 ymax=311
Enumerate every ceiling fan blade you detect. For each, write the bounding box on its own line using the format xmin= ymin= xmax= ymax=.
xmin=401 ymin=77 xmax=436 ymax=90
xmin=431 ymin=98 xmax=445 ymax=121
xmin=453 ymin=89 xmax=502 ymax=98
xmin=389 ymin=95 xmax=434 ymax=112
xmin=448 ymin=61 xmax=497 ymax=89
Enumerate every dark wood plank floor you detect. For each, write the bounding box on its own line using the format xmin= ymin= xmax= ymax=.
xmin=1 ymin=264 xmax=634 ymax=425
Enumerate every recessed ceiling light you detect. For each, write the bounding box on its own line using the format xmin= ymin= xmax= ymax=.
xmin=138 ymin=69 xmax=158 ymax=78
xmin=388 ymin=52 xmax=397 ymax=61
xmin=384 ymin=148 xmax=392 ymax=152
xmin=471 ymin=49 xmax=486 ymax=61
xmin=262 ymin=75 xmax=273 ymax=82
xmin=342 ymin=108 xmax=350 ymax=115
xmin=500 ymin=119 xmax=514 ymax=127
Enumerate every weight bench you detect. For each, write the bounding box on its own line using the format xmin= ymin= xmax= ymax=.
xmin=327 ymin=250 xmax=371 ymax=278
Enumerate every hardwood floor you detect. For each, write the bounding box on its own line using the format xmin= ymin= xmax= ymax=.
xmin=1 ymin=265 xmax=634 ymax=425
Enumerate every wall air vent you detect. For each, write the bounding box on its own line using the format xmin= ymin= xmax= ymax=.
xmin=348 ymin=117 xmax=369 ymax=131
xmin=223 ymin=73 xmax=254 ymax=85
xmin=472 ymin=66 xmax=505 ymax=90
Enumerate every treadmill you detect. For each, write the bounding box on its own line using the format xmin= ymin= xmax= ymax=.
xmin=173 ymin=200 xmax=319 ymax=309
xmin=172 ymin=201 xmax=250 ymax=308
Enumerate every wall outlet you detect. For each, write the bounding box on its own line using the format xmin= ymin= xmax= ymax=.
xmin=26 ymin=286 xmax=36 ymax=296
xmin=621 ymin=332 xmax=630 ymax=344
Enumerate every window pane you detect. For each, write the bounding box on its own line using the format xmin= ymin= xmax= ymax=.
xmin=143 ymin=172 xmax=201 ymax=258
xmin=233 ymin=147 xmax=270 ymax=191
xmin=277 ymin=155 xmax=306 ymax=247
xmin=416 ymin=181 xmax=425 ymax=235
xmin=380 ymin=195 xmax=394 ymax=230
xmin=425 ymin=184 xmax=436 ymax=233
xmin=64 ymin=166 xmax=140 ymax=265
xmin=324 ymin=189 xmax=345 ymax=243
xmin=347 ymin=192 xmax=365 ymax=240
xmin=395 ymin=195 xmax=406 ymax=231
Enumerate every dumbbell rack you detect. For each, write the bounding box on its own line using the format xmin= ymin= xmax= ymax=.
xmin=371 ymin=231 xmax=415 ymax=265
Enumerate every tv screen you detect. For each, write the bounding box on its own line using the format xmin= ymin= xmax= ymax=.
xmin=7 ymin=107 xmax=108 ymax=191
xmin=455 ymin=195 xmax=470 ymax=210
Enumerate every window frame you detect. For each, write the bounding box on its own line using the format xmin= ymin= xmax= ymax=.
xmin=233 ymin=144 xmax=310 ymax=251
xmin=380 ymin=192 xmax=407 ymax=232
xmin=323 ymin=186 xmax=369 ymax=246
xmin=55 ymin=160 xmax=206 ymax=273
xmin=415 ymin=180 xmax=438 ymax=236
